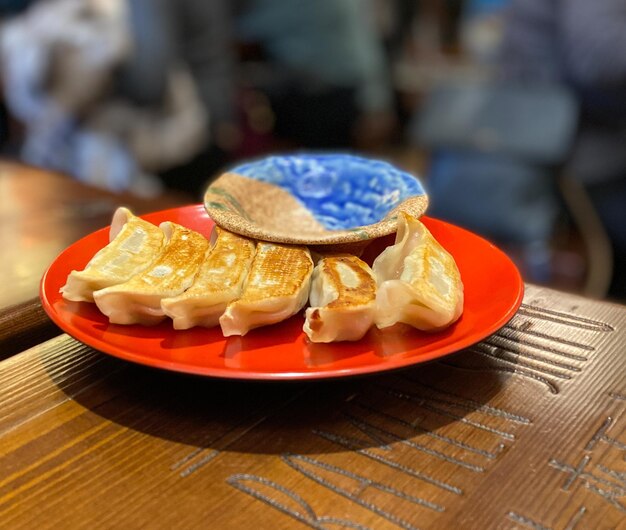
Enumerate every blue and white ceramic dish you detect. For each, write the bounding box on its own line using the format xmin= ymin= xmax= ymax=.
xmin=204 ymin=154 xmax=429 ymax=247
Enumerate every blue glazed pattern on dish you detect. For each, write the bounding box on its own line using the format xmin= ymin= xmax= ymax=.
xmin=231 ymin=154 xmax=425 ymax=230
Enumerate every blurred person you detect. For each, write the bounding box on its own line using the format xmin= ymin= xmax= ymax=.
xmin=234 ymin=0 xmax=396 ymax=152
xmin=381 ymin=0 xmax=463 ymax=61
xmin=460 ymin=0 xmax=509 ymax=66
xmin=500 ymin=0 xmax=626 ymax=298
xmin=0 ymin=0 xmax=208 ymax=197
xmin=378 ymin=0 xmax=465 ymax=130
xmin=156 ymin=0 xmax=241 ymax=197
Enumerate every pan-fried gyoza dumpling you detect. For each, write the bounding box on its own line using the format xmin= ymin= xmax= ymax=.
xmin=61 ymin=207 xmax=165 ymax=302
xmin=303 ymin=255 xmax=377 ymax=343
xmin=161 ymin=227 xmax=256 ymax=329
xmin=372 ymin=212 xmax=464 ymax=330
xmin=219 ymin=242 xmax=313 ymax=336
xmin=93 ymin=222 xmax=209 ymax=325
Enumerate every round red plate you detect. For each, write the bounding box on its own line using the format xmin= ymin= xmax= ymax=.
xmin=40 ymin=204 xmax=524 ymax=380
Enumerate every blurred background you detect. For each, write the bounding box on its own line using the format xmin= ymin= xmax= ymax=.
xmin=0 ymin=0 xmax=625 ymax=302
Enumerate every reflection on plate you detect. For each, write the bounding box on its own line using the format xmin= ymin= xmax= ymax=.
xmin=40 ymin=205 xmax=524 ymax=380
xmin=204 ymin=154 xmax=429 ymax=248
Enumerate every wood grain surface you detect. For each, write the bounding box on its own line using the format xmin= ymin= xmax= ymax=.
xmin=0 ymin=299 xmax=60 ymax=361
xmin=1 ymin=285 xmax=625 ymax=529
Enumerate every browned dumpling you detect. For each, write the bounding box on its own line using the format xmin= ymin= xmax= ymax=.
xmin=219 ymin=242 xmax=313 ymax=336
xmin=61 ymin=207 xmax=164 ymax=302
xmin=304 ymin=255 xmax=377 ymax=343
xmin=93 ymin=222 xmax=209 ymax=325
xmin=161 ymin=227 xmax=256 ymax=330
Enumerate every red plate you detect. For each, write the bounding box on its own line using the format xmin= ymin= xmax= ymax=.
xmin=40 ymin=204 xmax=524 ymax=380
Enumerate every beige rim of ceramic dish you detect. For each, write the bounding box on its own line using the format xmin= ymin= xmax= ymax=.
xmin=204 ymin=172 xmax=429 ymax=246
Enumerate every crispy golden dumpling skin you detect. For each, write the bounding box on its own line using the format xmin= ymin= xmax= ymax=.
xmin=219 ymin=242 xmax=313 ymax=336
xmin=373 ymin=212 xmax=464 ymax=330
xmin=161 ymin=227 xmax=256 ymax=329
xmin=61 ymin=207 xmax=165 ymax=302
xmin=304 ymin=255 xmax=377 ymax=342
xmin=93 ymin=222 xmax=209 ymax=325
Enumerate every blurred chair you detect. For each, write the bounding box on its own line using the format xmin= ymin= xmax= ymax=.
xmin=411 ymin=80 xmax=613 ymax=296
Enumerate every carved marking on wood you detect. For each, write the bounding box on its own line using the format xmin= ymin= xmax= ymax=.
xmin=397 ymin=377 xmax=532 ymax=424
xmin=550 ymin=457 xmax=626 ymax=495
xmin=178 ymin=450 xmax=219 ymax=478
xmin=282 ymin=453 xmax=445 ymax=514
xmin=450 ymin=299 xmax=616 ymax=396
xmin=471 ymin=345 xmax=573 ymax=380
xmin=596 ymin=464 xmax=626 ymax=484
xmin=380 ymin=385 xmax=517 ymax=440
xmin=506 ymin=505 xmax=588 ymax=530
xmin=506 ymin=511 xmax=551 ymax=530
xmin=503 ymin=323 xmax=595 ymax=354
xmin=227 ymin=474 xmax=370 ymax=530
xmin=312 ymin=429 xmax=463 ymax=495
xmin=494 ymin=331 xmax=589 ymax=363
xmin=550 ymin=455 xmax=591 ymax=491
xmin=530 ymin=409 xmax=626 ymax=524
xmin=518 ymin=304 xmax=615 ymax=332
xmin=354 ymin=403 xmax=505 ymax=460
xmin=466 ymin=345 xmax=569 ymax=394
xmin=170 ymin=448 xmax=204 ymax=472
xmin=583 ymin=482 xmax=626 ymax=513
xmin=344 ymin=412 xmax=486 ymax=472
xmin=549 ymin=459 xmax=626 ymax=510
xmin=563 ymin=506 xmax=587 ymax=530
xmin=278 ymin=454 xmax=435 ymax=529
xmin=170 ymin=430 xmax=228 ymax=478
xmin=584 ymin=417 xmax=626 ymax=452
xmin=439 ymin=360 xmax=560 ymax=395
xmin=483 ymin=337 xmax=583 ymax=372
xmin=170 ymin=411 xmax=278 ymax=478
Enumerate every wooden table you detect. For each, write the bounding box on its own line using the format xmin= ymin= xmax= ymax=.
xmin=0 ymin=161 xmax=188 ymax=358
xmin=1 ymin=287 xmax=625 ymax=528
xmin=1 ymin=162 xmax=624 ymax=529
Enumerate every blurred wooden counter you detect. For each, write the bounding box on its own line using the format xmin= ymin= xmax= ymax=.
xmin=0 ymin=161 xmax=189 ymax=357
xmin=1 ymin=284 xmax=624 ymax=529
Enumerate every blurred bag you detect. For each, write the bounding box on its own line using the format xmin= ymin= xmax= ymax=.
xmin=411 ymin=81 xmax=579 ymax=244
